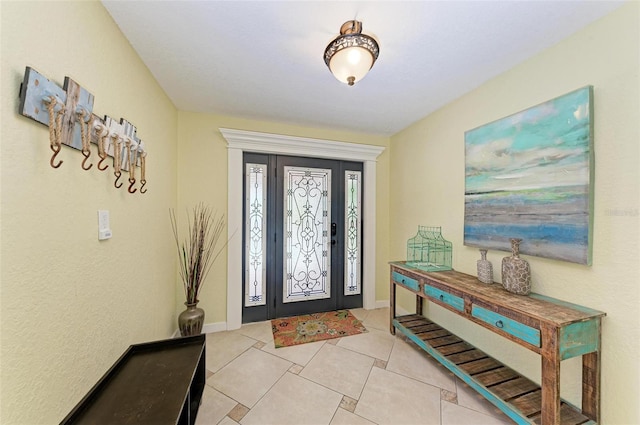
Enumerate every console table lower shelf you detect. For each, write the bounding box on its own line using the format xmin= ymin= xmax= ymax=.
xmin=394 ymin=315 xmax=592 ymax=425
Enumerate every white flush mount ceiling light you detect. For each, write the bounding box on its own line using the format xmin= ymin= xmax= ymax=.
xmin=324 ymin=20 xmax=379 ymax=86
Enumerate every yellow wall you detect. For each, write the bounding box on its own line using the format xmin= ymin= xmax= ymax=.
xmin=390 ymin=3 xmax=639 ymax=424
xmin=1 ymin=2 xmax=178 ymax=423
xmin=176 ymin=112 xmax=391 ymax=322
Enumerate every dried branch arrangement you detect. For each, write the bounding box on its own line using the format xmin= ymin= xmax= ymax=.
xmin=170 ymin=204 xmax=226 ymax=304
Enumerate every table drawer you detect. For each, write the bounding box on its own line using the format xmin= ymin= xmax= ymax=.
xmin=424 ymin=284 xmax=464 ymax=312
xmin=392 ymin=271 xmax=419 ymax=292
xmin=472 ymin=305 xmax=541 ymax=347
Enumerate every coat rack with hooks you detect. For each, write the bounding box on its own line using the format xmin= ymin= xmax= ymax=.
xmin=18 ymin=66 xmax=148 ymax=194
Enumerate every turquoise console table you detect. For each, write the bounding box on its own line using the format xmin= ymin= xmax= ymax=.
xmin=390 ymin=262 xmax=605 ymax=425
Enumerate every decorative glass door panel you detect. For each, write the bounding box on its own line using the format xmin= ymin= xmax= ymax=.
xmin=344 ymin=170 xmax=362 ymax=296
xmin=283 ymin=166 xmax=331 ymax=303
xmin=245 ymin=163 xmax=267 ymax=307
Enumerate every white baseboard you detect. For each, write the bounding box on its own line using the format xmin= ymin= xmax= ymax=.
xmin=204 ymin=321 xmax=227 ymax=333
xmin=373 ymin=299 xmax=411 ymax=316
xmin=354 ymin=299 xmax=407 ymax=314
xmin=172 ymin=321 xmax=227 ymax=338
xmin=396 ymin=305 xmax=411 ymax=316
xmin=375 ymin=299 xmax=390 ymax=309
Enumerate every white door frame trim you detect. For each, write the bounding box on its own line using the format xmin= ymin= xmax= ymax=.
xmin=221 ymin=128 xmax=385 ymax=330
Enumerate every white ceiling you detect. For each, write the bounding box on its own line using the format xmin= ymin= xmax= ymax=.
xmin=102 ymin=1 xmax=624 ymax=137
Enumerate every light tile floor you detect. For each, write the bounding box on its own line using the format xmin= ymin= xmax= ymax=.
xmin=196 ymin=307 xmax=515 ymax=425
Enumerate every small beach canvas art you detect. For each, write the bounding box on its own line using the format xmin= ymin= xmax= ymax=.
xmin=464 ymin=86 xmax=594 ymax=265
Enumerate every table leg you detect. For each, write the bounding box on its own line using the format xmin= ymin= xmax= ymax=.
xmin=541 ymin=323 xmax=561 ymax=425
xmin=390 ymin=276 xmax=396 ymax=335
xmin=582 ymin=351 xmax=601 ymax=422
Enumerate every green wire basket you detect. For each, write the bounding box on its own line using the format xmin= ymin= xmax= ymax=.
xmin=406 ymin=226 xmax=452 ymax=271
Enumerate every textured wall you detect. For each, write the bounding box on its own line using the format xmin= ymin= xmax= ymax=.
xmin=0 ymin=2 xmax=178 ymax=423
xmin=390 ymin=3 xmax=639 ymax=423
xmin=176 ymin=112 xmax=391 ymax=323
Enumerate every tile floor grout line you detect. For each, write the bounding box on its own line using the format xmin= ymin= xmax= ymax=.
xmin=263 ymin=338 xmax=328 ymax=367
xmin=355 ymin=351 xmax=378 ymax=406
xmin=333 ymin=338 xmax=382 ymax=363
xmin=386 ymin=337 xmax=463 ymax=396
xmin=250 ymin=343 xmax=297 ymax=366
xmin=236 ymin=368 xmax=295 ymax=420
xmin=204 ymin=380 xmax=246 ymax=410
xmin=453 ymin=377 xmax=515 ymax=422
xmin=204 ymin=332 xmax=258 ymax=374
xmin=293 ymin=364 xmax=351 ymax=399
xmin=204 ymin=342 xmax=287 ymax=414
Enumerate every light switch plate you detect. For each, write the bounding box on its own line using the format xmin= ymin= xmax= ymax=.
xmin=98 ymin=210 xmax=112 ymax=240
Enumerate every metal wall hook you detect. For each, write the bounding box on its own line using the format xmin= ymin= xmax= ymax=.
xmin=97 ymin=155 xmax=109 ymax=171
xmin=50 ymin=144 xmax=63 ymax=168
xmin=128 ymin=178 xmax=137 ymax=194
xmin=139 ymin=179 xmax=147 ymax=194
xmin=81 ymin=150 xmax=93 ymax=170
xmin=114 ymin=171 xmax=123 ymax=188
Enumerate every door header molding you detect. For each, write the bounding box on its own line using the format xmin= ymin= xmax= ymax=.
xmin=221 ymin=128 xmax=385 ymax=162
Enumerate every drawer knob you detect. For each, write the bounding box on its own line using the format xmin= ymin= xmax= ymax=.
xmin=402 ymin=279 xmax=406 ymax=284
xmin=439 ymin=295 xmax=445 ymax=301
xmin=495 ymin=320 xmax=504 ymax=329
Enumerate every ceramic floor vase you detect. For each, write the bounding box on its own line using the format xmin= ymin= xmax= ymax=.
xmin=178 ymin=301 xmax=205 ymax=336
xmin=501 ymin=238 xmax=531 ymax=295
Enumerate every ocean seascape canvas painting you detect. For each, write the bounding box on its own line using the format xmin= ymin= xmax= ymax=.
xmin=464 ymin=86 xmax=594 ymax=265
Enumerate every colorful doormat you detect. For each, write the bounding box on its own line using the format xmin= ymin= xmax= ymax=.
xmin=271 ymin=310 xmax=368 ymax=348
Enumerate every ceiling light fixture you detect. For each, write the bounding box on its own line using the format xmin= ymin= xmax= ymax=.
xmin=324 ymin=20 xmax=379 ymax=86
